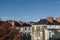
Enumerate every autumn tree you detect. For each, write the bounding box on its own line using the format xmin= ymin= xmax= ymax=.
xmin=0 ymin=22 xmax=20 ymax=40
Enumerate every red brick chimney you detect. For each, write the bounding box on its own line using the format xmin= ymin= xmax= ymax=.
xmin=17 ymin=21 xmax=23 ymax=25
xmin=56 ymin=17 xmax=60 ymax=23
xmin=7 ymin=20 xmax=14 ymax=26
xmin=46 ymin=16 xmax=54 ymax=22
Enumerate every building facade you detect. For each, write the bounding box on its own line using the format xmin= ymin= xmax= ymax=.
xmin=32 ymin=25 xmax=60 ymax=40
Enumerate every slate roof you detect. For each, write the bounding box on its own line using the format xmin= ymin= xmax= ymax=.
xmin=14 ymin=21 xmax=22 ymax=27
xmin=34 ymin=19 xmax=60 ymax=25
xmin=22 ymin=23 xmax=31 ymax=27
xmin=14 ymin=21 xmax=31 ymax=27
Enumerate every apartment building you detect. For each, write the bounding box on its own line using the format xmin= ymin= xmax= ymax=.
xmin=31 ymin=16 xmax=60 ymax=40
xmin=32 ymin=25 xmax=60 ymax=40
xmin=20 ymin=23 xmax=32 ymax=40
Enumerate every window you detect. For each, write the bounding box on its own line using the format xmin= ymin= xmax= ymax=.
xmin=38 ymin=32 xmax=40 ymax=37
xmin=36 ymin=27 xmax=40 ymax=32
xmin=29 ymin=27 xmax=30 ymax=30
xmin=25 ymin=27 xmax=27 ymax=30
xmin=49 ymin=32 xmax=51 ymax=37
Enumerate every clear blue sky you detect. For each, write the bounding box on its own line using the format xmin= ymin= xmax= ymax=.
xmin=0 ymin=0 xmax=60 ymax=22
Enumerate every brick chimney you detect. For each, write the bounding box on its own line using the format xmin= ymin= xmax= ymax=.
xmin=46 ymin=16 xmax=54 ymax=22
xmin=56 ymin=17 xmax=60 ymax=23
xmin=8 ymin=20 xmax=14 ymax=26
xmin=17 ymin=21 xmax=23 ymax=25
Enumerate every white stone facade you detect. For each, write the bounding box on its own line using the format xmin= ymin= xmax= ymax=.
xmin=32 ymin=25 xmax=60 ymax=40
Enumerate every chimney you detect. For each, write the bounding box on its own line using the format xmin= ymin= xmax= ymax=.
xmin=46 ymin=16 xmax=54 ymax=22
xmin=56 ymin=17 xmax=60 ymax=23
xmin=18 ymin=21 xmax=23 ymax=25
xmin=8 ymin=20 xmax=14 ymax=26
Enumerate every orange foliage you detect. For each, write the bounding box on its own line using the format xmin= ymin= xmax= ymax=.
xmin=0 ymin=22 xmax=20 ymax=40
